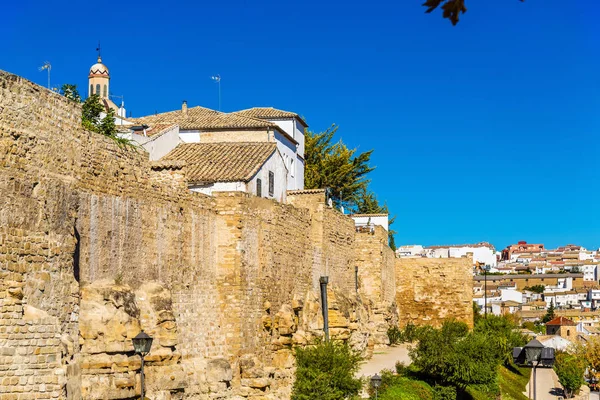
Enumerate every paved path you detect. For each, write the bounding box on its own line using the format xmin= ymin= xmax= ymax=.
xmin=591 ymin=390 xmax=599 ymax=400
xmin=357 ymin=344 xmax=412 ymax=378
xmin=525 ymin=367 xmax=563 ymax=400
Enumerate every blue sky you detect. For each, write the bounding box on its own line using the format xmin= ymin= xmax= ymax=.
xmin=2 ymin=0 xmax=599 ymax=250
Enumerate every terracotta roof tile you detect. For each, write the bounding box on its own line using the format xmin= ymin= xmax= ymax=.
xmin=234 ymin=107 xmax=308 ymax=127
xmin=546 ymin=316 xmax=577 ymax=326
xmin=133 ymin=106 xmax=277 ymax=130
xmin=162 ymin=142 xmax=277 ymax=184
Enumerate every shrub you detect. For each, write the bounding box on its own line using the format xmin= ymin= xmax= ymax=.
xmin=387 ymin=326 xmax=403 ymax=345
xmin=291 ymin=341 xmax=362 ymax=400
xmin=433 ymin=385 xmax=456 ymax=400
xmin=554 ymin=352 xmax=585 ymax=398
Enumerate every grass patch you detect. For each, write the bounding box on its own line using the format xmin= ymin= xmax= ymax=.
xmin=498 ymin=364 xmax=531 ymax=400
xmin=377 ymin=377 xmax=434 ymax=400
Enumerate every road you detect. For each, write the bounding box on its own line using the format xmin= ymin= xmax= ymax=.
xmin=526 ymin=367 xmax=564 ymax=400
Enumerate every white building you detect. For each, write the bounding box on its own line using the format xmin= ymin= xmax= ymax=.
xmin=582 ymin=264 xmax=597 ymax=282
xmin=424 ymin=243 xmax=497 ymax=267
xmin=350 ymin=214 xmax=389 ymax=232
xmin=396 ymin=245 xmax=425 ymax=257
xmin=162 ymin=142 xmax=288 ymax=202
xmin=131 ymin=104 xmax=306 ymax=192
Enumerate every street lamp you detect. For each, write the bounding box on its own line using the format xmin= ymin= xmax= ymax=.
xmin=371 ymin=373 xmax=382 ymax=400
xmin=133 ymin=331 xmax=153 ymax=400
xmin=513 ymin=339 xmax=555 ymax=400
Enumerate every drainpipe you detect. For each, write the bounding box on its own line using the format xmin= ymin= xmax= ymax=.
xmin=320 ymin=276 xmax=330 ymax=342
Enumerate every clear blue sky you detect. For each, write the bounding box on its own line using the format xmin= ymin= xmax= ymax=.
xmin=2 ymin=0 xmax=599 ymax=250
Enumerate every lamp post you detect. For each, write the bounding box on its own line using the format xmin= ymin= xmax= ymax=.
xmin=513 ymin=339 xmax=554 ymax=400
xmin=319 ymin=276 xmax=330 ymax=342
xmin=371 ymin=373 xmax=382 ymax=400
xmin=133 ymin=330 xmax=153 ymax=400
xmin=483 ymin=265 xmax=490 ymax=317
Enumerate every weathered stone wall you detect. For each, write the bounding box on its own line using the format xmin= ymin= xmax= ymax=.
xmin=395 ymin=257 xmax=474 ymax=328
xmin=0 ymin=70 xmax=457 ymax=400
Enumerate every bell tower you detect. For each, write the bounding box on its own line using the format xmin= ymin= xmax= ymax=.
xmin=88 ymin=44 xmax=110 ymax=99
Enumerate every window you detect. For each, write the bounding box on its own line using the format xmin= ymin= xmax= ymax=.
xmin=103 ymin=85 xmax=107 ymax=98
xmin=268 ymin=171 xmax=274 ymax=197
xmin=96 ymin=84 xmax=100 ymax=96
xmin=290 ymin=158 xmax=294 ymax=178
xmin=256 ymin=178 xmax=262 ymax=197
xmin=90 ymin=84 xmax=93 ymax=96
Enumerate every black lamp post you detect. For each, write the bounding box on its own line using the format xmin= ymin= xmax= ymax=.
xmin=371 ymin=373 xmax=382 ymax=400
xmin=133 ymin=330 xmax=153 ymax=400
xmin=513 ymin=339 xmax=555 ymax=400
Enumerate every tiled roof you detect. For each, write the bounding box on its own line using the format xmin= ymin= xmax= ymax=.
xmin=350 ymin=214 xmax=388 ymax=217
xmin=546 ymin=316 xmax=577 ymax=326
xmin=287 ymin=189 xmax=326 ymax=195
xmin=162 ymin=142 xmax=277 ymax=184
xmin=133 ymin=106 xmax=278 ymax=130
xmin=235 ymin=107 xmax=308 ymax=127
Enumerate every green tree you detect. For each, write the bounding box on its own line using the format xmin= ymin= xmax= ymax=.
xmin=60 ymin=84 xmax=81 ymax=102
xmin=554 ymin=352 xmax=585 ymax=398
xmin=291 ymin=341 xmax=363 ymax=400
xmin=355 ymin=187 xmax=397 ymax=250
xmin=524 ymin=284 xmax=545 ymax=294
xmin=99 ymin=108 xmax=117 ymax=137
xmin=541 ymin=300 xmax=556 ymax=324
xmin=304 ymin=124 xmax=374 ymax=209
xmin=82 ymin=94 xmax=104 ymax=133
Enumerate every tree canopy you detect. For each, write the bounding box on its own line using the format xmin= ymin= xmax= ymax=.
xmin=423 ymin=0 xmax=524 ymax=25
xmin=305 ymin=124 xmax=374 ymax=209
xmin=304 ymin=124 xmax=397 ymax=249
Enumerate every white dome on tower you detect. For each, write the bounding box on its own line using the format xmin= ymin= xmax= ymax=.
xmin=89 ymin=56 xmax=109 ymax=77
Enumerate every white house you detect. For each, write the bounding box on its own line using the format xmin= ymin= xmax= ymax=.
xmin=582 ymin=264 xmax=597 ymax=282
xmin=396 ymin=245 xmax=425 ymax=257
xmin=424 ymin=243 xmax=497 ymax=267
xmin=132 ymin=104 xmax=305 ymax=191
xmin=350 ymin=214 xmax=389 ymax=232
xmin=234 ymin=107 xmax=307 ymax=191
xmin=162 ymin=142 xmax=288 ymax=202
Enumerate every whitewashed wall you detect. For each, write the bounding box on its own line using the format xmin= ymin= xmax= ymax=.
xmin=248 ymin=149 xmax=288 ymax=202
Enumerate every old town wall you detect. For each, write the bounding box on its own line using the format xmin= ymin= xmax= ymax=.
xmin=0 ymin=71 xmax=402 ymax=400
xmin=395 ymin=257 xmax=474 ymax=328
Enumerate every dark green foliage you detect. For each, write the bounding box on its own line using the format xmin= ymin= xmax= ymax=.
xmin=474 ymin=314 xmax=527 ymax=366
xmin=387 ymin=326 xmax=403 ymax=345
xmin=523 ymin=284 xmax=545 ymax=294
xmin=541 ymin=300 xmax=556 ymax=323
xmin=291 ymin=341 xmax=362 ymax=400
xmin=422 ymin=0 xmax=466 ymax=25
xmin=433 ymin=385 xmax=456 ymax=400
xmin=371 ymin=371 xmax=434 ymax=400
xmin=423 ymin=0 xmax=524 ymax=26
xmin=554 ymin=352 xmax=585 ymax=398
xmin=99 ymin=108 xmax=117 ymax=137
xmin=304 ymin=124 xmax=374 ymax=209
xmin=521 ymin=321 xmax=545 ymax=334
xmin=472 ymin=302 xmax=481 ymax=326
xmin=60 ymin=84 xmax=81 ymax=102
xmin=82 ymin=94 xmax=105 ymax=133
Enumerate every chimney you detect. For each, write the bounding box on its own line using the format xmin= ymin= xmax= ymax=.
xmin=182 ymin=100 xmax=188 ymax=115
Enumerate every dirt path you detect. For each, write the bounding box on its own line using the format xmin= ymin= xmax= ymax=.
xmin=357 ymin=344 xmax=412 ymax=378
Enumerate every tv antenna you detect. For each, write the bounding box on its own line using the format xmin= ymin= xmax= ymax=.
xmin=211 ymin=74 xmax=221 ymax=111
xmin=38 ymin=61 xmax=51 ymax=89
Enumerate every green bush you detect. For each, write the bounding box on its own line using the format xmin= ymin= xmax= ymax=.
xmin=554 ymin=352 xmax=585 ymax=398
xmin=433 ymin=385 xmax=456 ymax=400
xmin=387 ymin=326 xmax=403 ymax=345
xmin=291 ymin=341 xmax=363 ymax=400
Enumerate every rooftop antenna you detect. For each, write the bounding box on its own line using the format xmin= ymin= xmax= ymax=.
xmin=38 ymin=61 xmax=51 ymax=89
xmin=211 ymin=74 xmax=221 ymax=111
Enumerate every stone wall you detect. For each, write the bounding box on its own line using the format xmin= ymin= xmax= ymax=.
xmin=395 ymin=257 xmax=474 ymax=328
xmin=0 ymin=70 xmax=465 ymax=400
